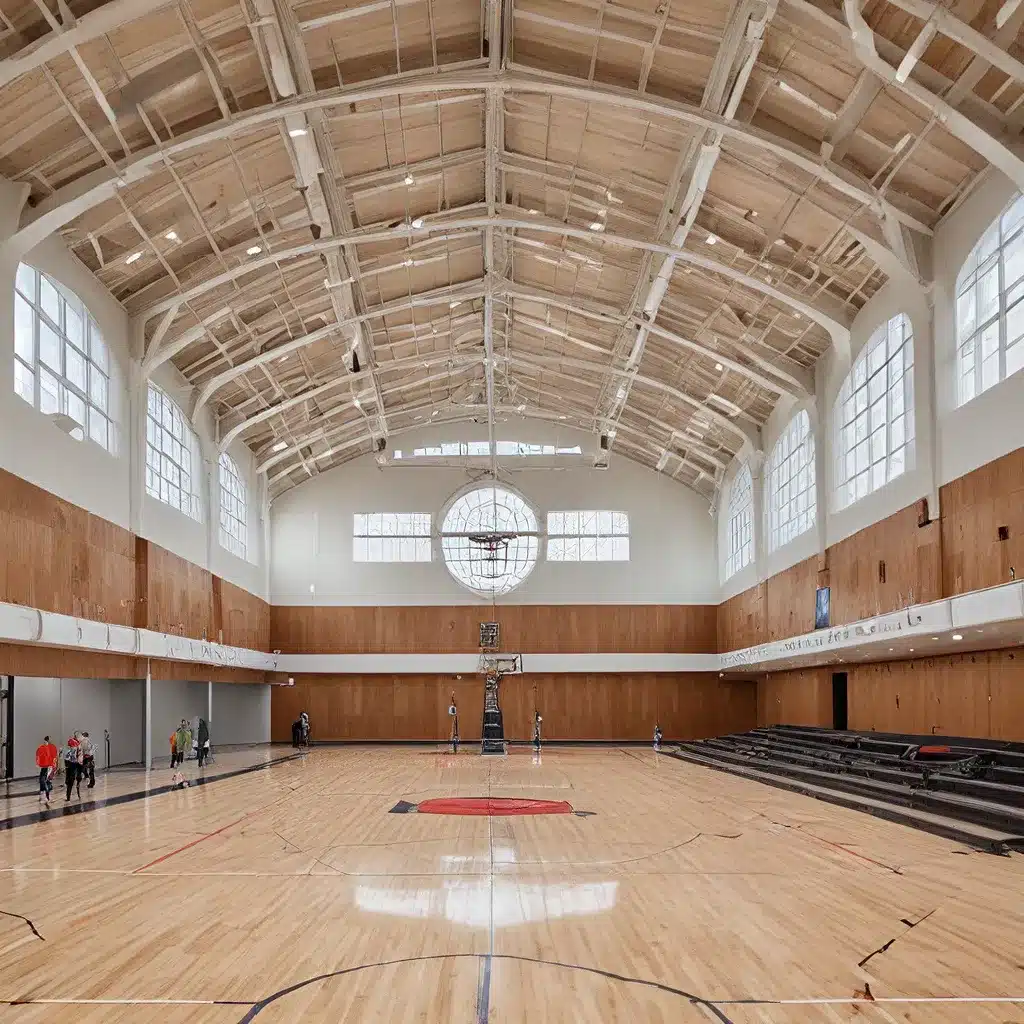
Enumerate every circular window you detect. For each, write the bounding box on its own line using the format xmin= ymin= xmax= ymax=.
xmin=441 ymin=486 xmax=539 ymax=595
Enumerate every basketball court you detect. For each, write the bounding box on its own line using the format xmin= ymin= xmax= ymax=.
xmin=2 ymin=747 xmax=1022 ymax=1022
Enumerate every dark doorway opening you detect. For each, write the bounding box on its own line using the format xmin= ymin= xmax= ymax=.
xmin=832 ymin=672 xmax=848 ymax=731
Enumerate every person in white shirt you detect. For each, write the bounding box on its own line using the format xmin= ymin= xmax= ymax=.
xmin=80 ymin=731 xmax=96 ymax=789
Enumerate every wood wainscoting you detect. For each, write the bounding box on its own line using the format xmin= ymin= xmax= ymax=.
xmin=757 ymin=650 xmax=1024 ymax=741
xmin=270 ymin=673 xmax=755 ymax=742
xmin=269 ymin=604 xmax=718 ymax=655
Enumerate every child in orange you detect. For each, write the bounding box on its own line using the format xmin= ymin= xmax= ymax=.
xmin=35 ymin=735 xmax=58 ymax=803
xmin=169 ymin=731 xmax=177 ymax=768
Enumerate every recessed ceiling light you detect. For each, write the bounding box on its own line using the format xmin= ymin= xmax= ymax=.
xmin=706 ymin=234 xmax=717 ymax=245
xmin=165 ymin=230 xmax=178 ymax=242
xmin=411 ymin=217 xmax=424 ymax=229
xmin=288 ymin=127 xmax=307 ymax=138
xmin=404 ymin=173 xmax=415 ymax=185
xmin=126 ymin=251 xmax=142 ymax=264
xmin=952 ymin=633 xmax=963 ymax=640
xmin=715 ymin=362 xmax=723 ymax=371
xmin=246 ymin=245 xmax=262 ymax=256
xmin=589 ymin=221 xmax=605 ymax=231
xmin=272 ymin=441 xmax=287 ymax=452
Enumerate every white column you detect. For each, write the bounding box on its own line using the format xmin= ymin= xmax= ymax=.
xmin=144 ymin=660 xmax=152 ymax=769
xmin=207 ymin=680 xmax=213 ymax=727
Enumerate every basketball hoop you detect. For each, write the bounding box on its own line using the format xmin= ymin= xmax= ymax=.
xmin=467 ymin=532 xmax=517 ymax=579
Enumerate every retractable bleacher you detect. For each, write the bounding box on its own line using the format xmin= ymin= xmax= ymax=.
xmin=670 ymin=726 xmax=1024 ymax=854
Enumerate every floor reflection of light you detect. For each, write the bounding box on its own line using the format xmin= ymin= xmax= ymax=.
xmin=440 ymin=846 xmax=517 ymax=870
xmin=355 ymin=880 xmax=618 ymax=928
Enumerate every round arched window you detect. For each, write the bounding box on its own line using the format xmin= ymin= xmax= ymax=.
xmin=441 ymin=486 xmax=539 ymax=595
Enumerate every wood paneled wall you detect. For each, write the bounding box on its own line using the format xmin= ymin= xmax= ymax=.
xmin=0 ymin=470 xmax=270 ymax=662
xmin=0 ymin=468 xmax=136 ymax=625
xmin=847 ymin=650 xmax=1024 ymax=740
xmin=271 ymin=673 xmax=756 ymax=742
xmin=269 ymin=604 xmax=718 ymax=655
xmin=828 ymin=507 xmax=941 ymax=624
xmin=941 ymin=446 xmax=1024 ymax=595
xmin=756 ymin=668 xmax=831 ymax=727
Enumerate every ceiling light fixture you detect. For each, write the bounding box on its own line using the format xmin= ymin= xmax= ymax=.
xmin=528 ymin=208 xmax=539 ymax=215
xmin=749 ymin=209 xmax=758 ymax=218
xmin=403 ymin=257 xmax=413 ymax=267
xmin=449 ymin=300 xmax=461 ymax=309
xmin=272 ymin=441 xmax=288 ymax=452
xmin=353 ymin=397 xmax=362 ymax=408
xmin=288 ymin=127 xmax=307 ymax=138
xmin=774 ymin=237 xmax=786 ymax=245
xmin=411 ymin=217 xmax=424 ymax=229
xmin=246 ymin=245 xmax=262 ymax=256
xmin=165 ymin=230 xmax=178 ymax=242
xmin=126 ymin=251 xmax=142 ymax=264
xmin=589 ymin=221 xmax=605 ymax=231
xmin=952 ymin=633 xmax=963 ymax=640
xmin=404 ymin=173 xmax=415 ymax=185
xmin=278 ymin=354 xmax=288 ymax=362
xmin=706 ymin=234 xmax=717 ymax=245
xmin=909 ymin=648 xmax=915 ymax=652
xmin=794 ymin=312 xmax=802 ymax=319
xmin=715 ymin=362 xmax=723 ymax=371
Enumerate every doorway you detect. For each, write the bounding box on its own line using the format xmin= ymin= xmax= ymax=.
xmin=831 ymin=672 xmax=848 ymax=731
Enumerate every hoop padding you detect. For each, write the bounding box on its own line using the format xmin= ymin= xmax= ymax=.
xmin=478 ymin=653 xmax=522 ymax=675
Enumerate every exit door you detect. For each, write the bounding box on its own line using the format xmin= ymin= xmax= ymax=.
xmin=832 ymin=672 xmax=848 ymax=731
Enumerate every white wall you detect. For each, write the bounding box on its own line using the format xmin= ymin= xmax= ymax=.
xmin=0 ymin=175 xmax=268 ymax=601
xmin=212 ymin=683 xmax=270 ymax=745
xmin=11 ymin=676 xmax=144 ymax=777
xmin=270 ymin=418 xmax=719 ymax=606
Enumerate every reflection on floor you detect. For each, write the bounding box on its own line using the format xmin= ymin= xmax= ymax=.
xmin=0 ymin=747 xmax=1022 ymax=1022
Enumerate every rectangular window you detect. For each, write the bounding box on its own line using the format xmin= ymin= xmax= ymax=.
xmin=12 ymin=264 xmax=113 ymax=452
xmin=547 ymin=510 xmax=629 ymax=561
xmin=219 ymin=453 xmax=248 ymax=561
xmin=146 ymin=384 xmax=201 ymax=521
xmin=352 ymin=512 xmax=432 ymax=562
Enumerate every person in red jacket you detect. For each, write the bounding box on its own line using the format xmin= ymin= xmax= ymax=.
xmin=36 ymin=735 xmax=58 ymax=804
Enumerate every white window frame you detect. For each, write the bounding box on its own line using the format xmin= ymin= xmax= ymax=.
xmin=392 ymin=441 xmax=583 ymax=459
xmin=765 ymin=410 xmax=816 ymax=553
xmin=13 ymin=263 xmax=113 ymax=451
xmin=955 ymin=191 xmax=1024 ymax=406
xmin=219 ymin=452 xmax=248 ymax=560
xmin=724 ymin=466 xmax=753 ymax=579
xmin=145 ymin=384 xmax=202 ymax=521
xmin=353 ymin=513 xmax=432 ymax=562
xmin=546 ymin=510 xmax=630 ymax=561
xmin=833 ymin=312 xmax=915 ymax=510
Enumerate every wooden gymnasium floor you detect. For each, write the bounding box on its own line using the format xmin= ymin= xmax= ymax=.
xmin=1 ymin=747 xmax=1023 ymax=1023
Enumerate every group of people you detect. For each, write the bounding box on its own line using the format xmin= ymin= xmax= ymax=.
xmin=34 ymin=731 xmax=97 ymax=803
xmin=170 ymin=717 xmax=211 ymax=768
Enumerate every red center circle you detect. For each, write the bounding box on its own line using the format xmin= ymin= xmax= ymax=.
xmin=416 ymin=797 xmax=572 ymax=816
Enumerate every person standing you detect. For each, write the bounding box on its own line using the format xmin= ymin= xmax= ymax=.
xmin=80 ymin=731 xmax=96 ymax=789
xmin=36 ymin=735 xmax=58 ymax=803
xmin=63 ymin=732 xmax=83 ymax=801
xmin=174 ymin=720 xmax=191 ymax=767
xmin=533 ymin=711 xmax=543 ymax=752
xmin=196 ymin=718 xmax=210 ymax=767
xmin=169 ymin=729 xmax=178 ymax=768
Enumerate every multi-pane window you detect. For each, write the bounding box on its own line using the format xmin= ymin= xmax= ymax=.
xmin=219 ymin=453 xmax=247 ymax=560
xmin=393 ymin=441 xmax=582 ymax=458
xmin=725 ymin=465 xmax=753 ymax=579
xmin=146 ymin=384 xmax=201 ymax=520
xmin=13 ymin=263 xmax=113 ymax=451
xmin=546 ymin=511 xmax=629 ymax=561
xmin=765 ymin=410 xmax=816 ymax=552
xmin=956 ymin=192 xmax=1024 ymax=405
xmin=834 ymin=312 xmax=914 ymax=509
xmin=353 ymin=513 xmax=432 ymax=562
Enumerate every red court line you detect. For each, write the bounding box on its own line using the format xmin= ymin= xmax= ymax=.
xmin=133 ymin=816 xmax=247 ymax=874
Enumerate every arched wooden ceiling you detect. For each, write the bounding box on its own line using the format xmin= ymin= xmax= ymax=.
xmin=0 ymin=0 xmax=1016 ymax=500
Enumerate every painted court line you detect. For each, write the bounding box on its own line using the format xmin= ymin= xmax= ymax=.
xmin=132 ymin=815 xmax=248 ymax=873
